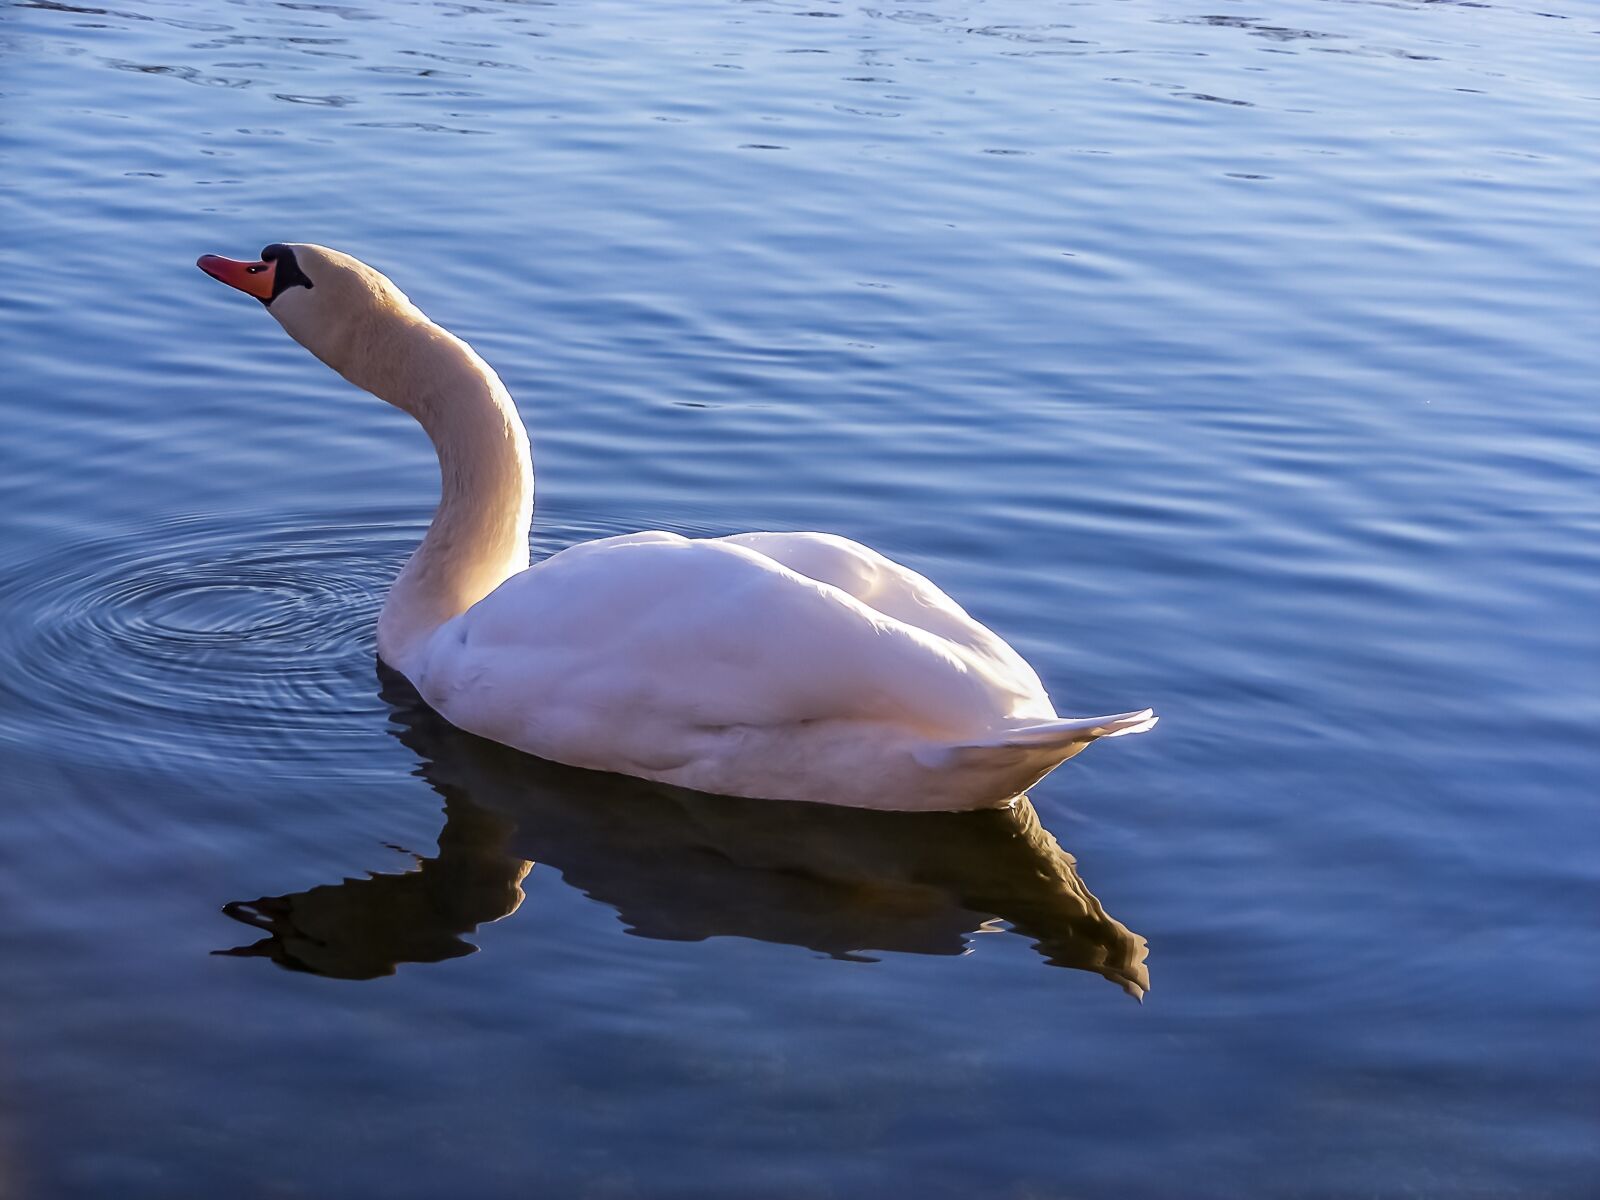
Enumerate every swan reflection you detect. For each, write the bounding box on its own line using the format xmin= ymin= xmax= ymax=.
xmin=219 ymin=667 xmax=1149 ymax=996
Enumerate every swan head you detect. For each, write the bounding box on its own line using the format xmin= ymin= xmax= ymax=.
xmin=197 ymin=243 xmax=421 ymax=390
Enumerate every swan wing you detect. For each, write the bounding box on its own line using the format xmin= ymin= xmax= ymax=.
xmin=410 ymin=532 xmax=1052 ymax=776
xmin=715 ymin=531 xmax=1048 ymax=696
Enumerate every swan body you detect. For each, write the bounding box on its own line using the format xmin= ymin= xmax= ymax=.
xmin=198 ymin=243 xmax=1156 ymax=811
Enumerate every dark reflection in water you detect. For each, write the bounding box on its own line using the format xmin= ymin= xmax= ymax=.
xmin=220 ymin=666 xmax=1149 ymax=996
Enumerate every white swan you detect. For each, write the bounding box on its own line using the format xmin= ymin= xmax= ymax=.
xmin=198 ymin=244 xmax=1155 ymax=811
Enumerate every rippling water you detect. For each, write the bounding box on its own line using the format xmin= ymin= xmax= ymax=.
xmin=1 ymin=0 xmax=1596 ymax=1195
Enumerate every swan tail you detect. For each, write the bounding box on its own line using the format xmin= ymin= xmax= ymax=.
xmin=1001 ymin=709 xmax=1160 ymax=746
xmin=916 ymin=709 xmax=1158 ymax=793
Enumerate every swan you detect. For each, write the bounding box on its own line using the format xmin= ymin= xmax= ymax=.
xmin=197 ymin=243 xmax=1156 ymax=811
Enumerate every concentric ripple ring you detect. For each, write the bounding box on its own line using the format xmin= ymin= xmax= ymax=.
xmin=0 ymin=507 xmax=425 ymax=780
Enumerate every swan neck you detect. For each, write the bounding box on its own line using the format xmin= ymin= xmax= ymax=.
xmin=372 ymin=318 xmax=532 ymax=669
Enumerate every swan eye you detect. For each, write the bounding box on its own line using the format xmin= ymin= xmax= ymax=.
xmin=246 ymin=265 xmax=265 ymax=274
xmin=256 ymin=244 xmax=314 ymax=299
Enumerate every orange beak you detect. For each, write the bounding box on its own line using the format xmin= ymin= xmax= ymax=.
xmin=197 ymin=254 xmax=277 ymax=302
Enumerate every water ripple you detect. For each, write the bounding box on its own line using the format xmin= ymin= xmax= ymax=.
xmin=0 ymin=508 xmax=423 ymax=779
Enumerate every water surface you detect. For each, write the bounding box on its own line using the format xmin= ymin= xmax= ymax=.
xmin=1 ymin=0 xmax=1597 ymax=1195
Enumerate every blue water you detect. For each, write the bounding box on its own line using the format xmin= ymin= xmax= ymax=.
xmin=2 ymin=0 xmax=1597 ymax=1194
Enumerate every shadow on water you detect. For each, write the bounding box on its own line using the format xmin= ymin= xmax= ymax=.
xmin=219 ymin=665 xmax=1149 ymax=996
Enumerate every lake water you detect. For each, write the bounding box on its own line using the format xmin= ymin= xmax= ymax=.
xmin=1 ymin=0 xmax=1596 ymax=1195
